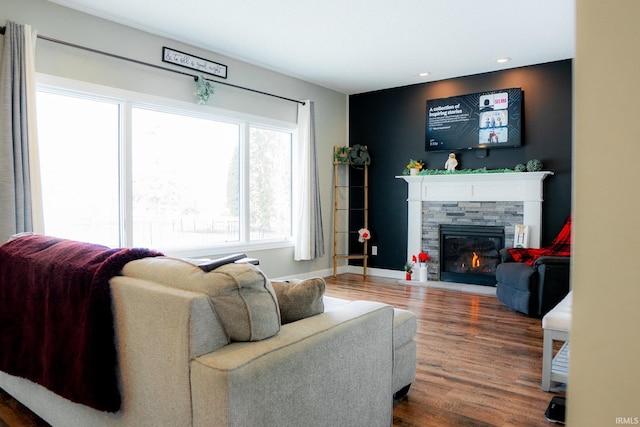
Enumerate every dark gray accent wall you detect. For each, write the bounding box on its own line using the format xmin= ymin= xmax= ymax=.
xmin=348 ymin=60 xmax=572 ymax=271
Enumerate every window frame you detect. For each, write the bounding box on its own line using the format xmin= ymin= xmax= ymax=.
xmin=36 ymin=74 xmax=297 ymax=257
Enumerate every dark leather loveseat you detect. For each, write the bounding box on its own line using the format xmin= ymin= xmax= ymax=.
xmin=495 ymin=248 xmax=571 ymax=317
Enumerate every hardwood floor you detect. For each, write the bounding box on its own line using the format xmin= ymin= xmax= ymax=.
xmin=0 ymin=273 xmax=564 ymax=426
xmin=0 ymin=388 xmax=48 ymax=427
xmin=325 ymin=274 xmax=565 ymax=427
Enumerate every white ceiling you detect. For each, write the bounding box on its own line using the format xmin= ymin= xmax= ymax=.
xmin=48 ymin=0 xmax=575 ymax=95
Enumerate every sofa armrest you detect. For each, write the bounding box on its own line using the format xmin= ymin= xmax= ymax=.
xmin=536 ymin=259 xmax=571 ymax=316
xmin=499 ymin=248 xmax=515 ymax=263
xmin=496 ymin=261 xmax=537 ymax=288
xmin=190 ymin=301 xmax=394 ymax=427
xmin=533 ymin=255 xmax=571 ymax=268
xmin=109 ymin=276 xmax=224 ymax=427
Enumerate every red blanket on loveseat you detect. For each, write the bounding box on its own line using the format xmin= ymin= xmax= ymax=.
xmin=0 ymin=235 xmax=162 ymax=412
xmin=507 ymin=216 xmax=572 ymax=265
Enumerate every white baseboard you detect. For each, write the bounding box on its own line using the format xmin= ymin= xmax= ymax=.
xmin=273 ymin=266 xmax=496 ymax=295
xmin=343 ymin=265 xmax=406 ymax=279
xmin=273 ymin=266 xmax=405 ymax=281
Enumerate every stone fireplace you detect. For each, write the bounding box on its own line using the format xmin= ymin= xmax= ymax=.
xmin=397 ymin=171 xmax=552 ymax=283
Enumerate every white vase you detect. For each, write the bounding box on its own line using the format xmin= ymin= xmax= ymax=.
xmin=410 ymin=168 xmax=418 ymax=176
xmin=419 ymin=266 xmax=428 ymax=282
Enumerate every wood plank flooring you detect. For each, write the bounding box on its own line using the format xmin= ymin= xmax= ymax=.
xmin=0 ymin=273 xmax=564 ymax=426
xmin=324 ymin=274 xmax=565 ymax=426
xmin=0 ymin=389 xmax=48 ymax=427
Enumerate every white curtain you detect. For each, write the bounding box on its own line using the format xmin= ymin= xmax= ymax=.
xmin=0 ymin=21 xmax=43 ymax=241
xmin=294 ymin=100 xmax=325 ymax=260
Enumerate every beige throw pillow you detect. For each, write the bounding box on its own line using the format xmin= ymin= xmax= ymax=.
xmin=271 ymin=278 xmax=326 ymax=324
xmin=122 ymin=257 xmax=280 ymax=341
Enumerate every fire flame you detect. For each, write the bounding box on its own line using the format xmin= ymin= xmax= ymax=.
xmin=471 ymin=252 xmax=480 ymax=268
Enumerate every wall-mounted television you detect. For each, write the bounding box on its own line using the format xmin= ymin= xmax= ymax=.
xmin=425 ymin=87 xmax=523 ymax=152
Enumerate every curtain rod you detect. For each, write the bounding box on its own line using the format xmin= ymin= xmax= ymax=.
xmin=0 ymin=25 xmax=306 ymax=106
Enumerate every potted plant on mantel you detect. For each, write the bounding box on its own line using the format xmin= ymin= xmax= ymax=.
xmin=406 ymin=159 xmax=424 ymax=176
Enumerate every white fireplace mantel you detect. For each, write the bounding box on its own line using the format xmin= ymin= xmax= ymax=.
xmin=396 ymin=171 xmax=553 ymax=260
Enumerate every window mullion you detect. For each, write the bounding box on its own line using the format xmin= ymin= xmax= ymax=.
xmin=239 ymin=124 xmax=251 ymax=243
xmin=120 ymin=101 xmax=133 ymax=247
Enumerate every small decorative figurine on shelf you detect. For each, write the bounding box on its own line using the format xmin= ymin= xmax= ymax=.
xmin=444 ymin=153 xmax=458 ymax=172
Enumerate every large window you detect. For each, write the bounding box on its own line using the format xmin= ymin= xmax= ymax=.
xmin=37 ymin=91 xmax=121 ymax=247
xmin=249 ymin=127 xmax=292 ymax=241
xmin=36 ymin=81 xmax=294 ymax=254
xmin=131 ymin=107 xmax=241 ymax=250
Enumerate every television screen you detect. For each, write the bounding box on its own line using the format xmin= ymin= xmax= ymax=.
xmin=426 ymin=87 xmax=523 ymax=152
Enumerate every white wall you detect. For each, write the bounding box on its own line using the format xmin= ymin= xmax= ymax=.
xmin=570 ymin=0 xmax=640 ymax=424
xmin=1 ymin=0 xmax=347 ymax=279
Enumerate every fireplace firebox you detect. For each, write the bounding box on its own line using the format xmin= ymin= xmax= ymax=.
xmin=439 ymin=224 xmax=505 ymax=286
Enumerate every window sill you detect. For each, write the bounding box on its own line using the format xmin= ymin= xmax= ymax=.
xmin=163 ymin=239 xmax=294 ymax=259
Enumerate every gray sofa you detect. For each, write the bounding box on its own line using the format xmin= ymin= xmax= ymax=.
xmin=0 ymin=256 xmax=416 ymax=427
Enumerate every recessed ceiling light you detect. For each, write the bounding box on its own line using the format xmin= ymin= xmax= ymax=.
xmin=418 ymin=72 xmax=431 ymax=77
xmin=496 ymin=57 xmax=511 ymax=64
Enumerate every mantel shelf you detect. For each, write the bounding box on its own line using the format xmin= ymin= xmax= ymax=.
xmin=396 ymin=171 xmax=553 ymax=203
xmin=395 ymin=171 xmax=553 ymax=184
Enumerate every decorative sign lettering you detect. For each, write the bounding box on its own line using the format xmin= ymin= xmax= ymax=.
xmin=162 ymin=47 xmax=227 ymax=79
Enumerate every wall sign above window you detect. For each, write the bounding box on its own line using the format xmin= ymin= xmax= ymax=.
xmin=162 ymin=47 xmax=228 ymax=79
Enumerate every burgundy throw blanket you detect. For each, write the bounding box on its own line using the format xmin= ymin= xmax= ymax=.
xmin=0 ymin=235 xmax=162 ymax=412
xmin=507 ymin=216 xmax=572 ymax=265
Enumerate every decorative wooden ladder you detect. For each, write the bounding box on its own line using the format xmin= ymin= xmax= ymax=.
xmin=332 ymin=146 xmax=369 ymax=277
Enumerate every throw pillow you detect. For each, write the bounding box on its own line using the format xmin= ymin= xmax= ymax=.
xmin=205 ymin=263 xmax=281 ymax=341
xmin=271 ymin=278 xmax=325 ymax=324
xmin=122 ymin=257 xmax=280 ymax=341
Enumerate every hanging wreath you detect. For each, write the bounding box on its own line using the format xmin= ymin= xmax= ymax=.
xmin=334 ymin=146 xmax=351 ymax=164
xmin=349 ymin=144 xmax=370 ymax=165
xmin=194 ymin=75 xmax=215 ymax=104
